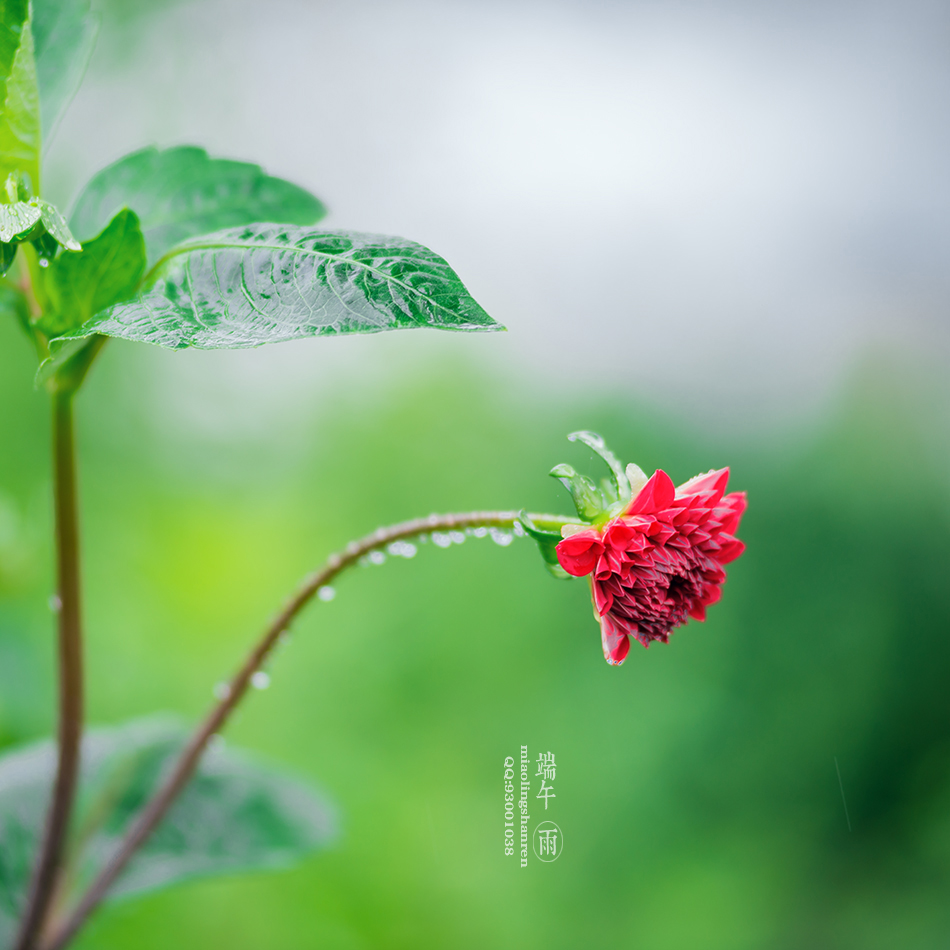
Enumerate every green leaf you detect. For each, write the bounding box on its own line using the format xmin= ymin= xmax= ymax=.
xmin=49 ymin=225 xmax=502 ymax=351
xmin=34 ymin=198 xmax=80 ymax=250
xmin=0 ymin=1 xmax=29 ymax=102
xmin=70 ymin=146 xmax=328 ymax=267
xmin=37 ymin=207 xmax=143 ymax=337
xmin=0 ymin=716 xmax=337 ymax=942
xmin=0 ymin=12 xmax=40 ymax=196
xmin=0 ymin=240 xmax=15 ymax=275
xmin=32 ymin=0 xmax=99 ymax=143
xmin=0 ymin=199 xmax=38 ymax=241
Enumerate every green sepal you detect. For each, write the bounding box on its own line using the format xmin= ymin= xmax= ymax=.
xmin=568 ymin=430 xmax=632 ymax=509
xmin=549 ymin=463 xmax=606 ymax=522
xmin=518 ymin=511 xmax=576 ymax=579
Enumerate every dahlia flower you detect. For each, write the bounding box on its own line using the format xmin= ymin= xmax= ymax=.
xmin=521 ymin=432 xmax=746 ymax=666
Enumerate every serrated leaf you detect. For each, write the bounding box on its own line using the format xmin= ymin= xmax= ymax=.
xmin=0 ymin=14 xmax=40 ymax=196
xmin=0 ymin=199 xmax=39 ymax=241
xmin=0 ymin=716 xmax=337 ymax=943
xmin=49 ymin=225 xmax=502 ymax=352
xmin=37 ymin=207 xmax=144 ymax=337
xmin=70 ymin=146 xmax=327 ymax=266
xmin=32 ymin=0 xmax=99 ymax=144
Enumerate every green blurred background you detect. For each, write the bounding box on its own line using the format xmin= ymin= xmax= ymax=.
xmin=5 ymin=0 xmax=950 ymax=947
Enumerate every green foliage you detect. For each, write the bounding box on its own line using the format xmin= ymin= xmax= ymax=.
xmin=0 ymin=717 xmax=337 ymax=946
xmin=38 ymin=208 xmax=144 ymax=337
xmin=32 ymin=0 xmax=98 ymax=143
xmin=49 ymin=226 xmax=502 ymax=351
xmin=0 ymin=4 xmax=39 ymax=195
xmin=0 ymin=199 xmax=37 ymax=240
xmin=70 ymin=147 xmax=328 ymax=266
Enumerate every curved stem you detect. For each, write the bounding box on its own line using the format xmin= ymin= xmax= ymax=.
xmin=43 ymin=509 xmax=566 ymax=950
xmin=16 ymin=392 xmax=85 ymax=950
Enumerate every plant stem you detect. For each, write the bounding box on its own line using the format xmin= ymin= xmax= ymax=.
xmin=44 ymin=509 xmax=563 ymax=950
xmin=16 ymin=392 xmax=85 ymax=950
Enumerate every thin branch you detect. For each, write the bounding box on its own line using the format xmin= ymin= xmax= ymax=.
xmin=43 ymin=509 xmax=565 ymax=950
xmin=16 ymin=393 xmax=85 ymax=950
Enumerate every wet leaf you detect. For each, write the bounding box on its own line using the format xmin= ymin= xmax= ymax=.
xmin=0 ymin=716 xmax=337 ymax=944
xmin=32 ymin=0 xmax=99 ymax=143
xmin=49 ymin=225 xmax=501 ymax=351
xmin=0 ymin=200 xmax=39 ymax=242
xmin=70 ymin=146 xmax=327 ymax=266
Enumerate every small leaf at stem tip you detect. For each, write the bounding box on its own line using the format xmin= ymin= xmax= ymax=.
xmin=0 ymin=13 xmax=41 ymax=196
xmin=33 ymin=198 xmax=81 ymax=250
xmin=37 ymin=207 xmax=144 ymax=338
xmin=0 ymin=201 xmax=42 ymax=242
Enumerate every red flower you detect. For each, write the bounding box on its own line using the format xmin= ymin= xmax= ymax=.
xmin=556 ymin=467 xmax=747 ymax=665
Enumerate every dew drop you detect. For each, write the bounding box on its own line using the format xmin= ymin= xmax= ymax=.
xmin=318 ymin=586 xmax=336 ymax=601
xmin=448 ymin=531 xmax=466 ymax=545
xmin=48 ymin=594 xmax=62 ymax=612
xmin=388 ymin=540 xmax=417 ymax=558
xmin=38 ymin=258 xmax=49 ymax=268
xmin=213 ymin=681 xmax=232 ymax=700
xmin=472 ymin=526 xmax=488 ymax=539
xmin=512 ymin=521 xmax=526 ymax=537
xmin=490 ymin=528 xmax=513 ymax=546
xmin=432 ymin=532 xmax=452 ymax=548
xmin=368 ymin=550 xmax=386 ymax=565
xmin=251 ymin=670 xmax=271 ymax=690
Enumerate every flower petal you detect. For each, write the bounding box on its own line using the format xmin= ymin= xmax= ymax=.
xmin=556 ymin=530 xmax=604 ymax=576
xmin=676 ymin=467 xmax=730 ymax=500
xmin=626 ymin=469 xmax=676 ymax=515
xmin=600 ymin=614 xmax=631 ymax=665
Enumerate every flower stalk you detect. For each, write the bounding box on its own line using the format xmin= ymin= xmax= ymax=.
xmin=42 ymin=509 xmax=566 ymax=950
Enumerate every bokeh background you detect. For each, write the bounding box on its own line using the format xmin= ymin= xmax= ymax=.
xmin=3 ymin=0 xmax=950 ymax=947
